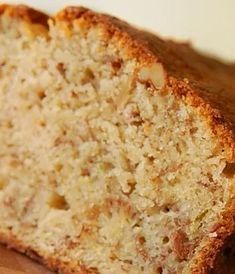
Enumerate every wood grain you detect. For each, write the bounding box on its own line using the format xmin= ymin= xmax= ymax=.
xmin=0 ymin=245 xmax=53 ymax=274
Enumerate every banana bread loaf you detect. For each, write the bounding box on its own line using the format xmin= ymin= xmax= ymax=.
xmin=0 ymin=4 xmax=234 ymax=274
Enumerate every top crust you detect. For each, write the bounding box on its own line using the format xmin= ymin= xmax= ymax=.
xmin=0 ymin=4 xmax=48 ymax=26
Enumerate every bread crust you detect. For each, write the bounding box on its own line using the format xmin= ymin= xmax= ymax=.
xmin=0 ymin=4 xmax=48 ymax=26
xmin=0 ymin=4 xmax=234 ymax=274
xmin=189 ymin=201 xmax=235 ymax=274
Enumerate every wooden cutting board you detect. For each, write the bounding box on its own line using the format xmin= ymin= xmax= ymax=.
xmin=0 ymin=245 xmax=53 ymax=274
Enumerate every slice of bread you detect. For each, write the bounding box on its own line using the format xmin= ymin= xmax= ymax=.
xmin=0 ymin=4 xmax=234 ymax=274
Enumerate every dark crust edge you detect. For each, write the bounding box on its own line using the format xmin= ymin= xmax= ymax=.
xmin=0 ymin=4 xmax=234 ymax=274
xmin=189 ymin=201 xmax=235 ymax=274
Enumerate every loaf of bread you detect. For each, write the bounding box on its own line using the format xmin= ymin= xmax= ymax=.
xmin=0 ymin=4 xmax=234 ymax=274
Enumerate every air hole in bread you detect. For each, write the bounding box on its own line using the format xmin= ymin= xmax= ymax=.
xmin=111 ymin=59 xmax=122 ymax=71
xmin=56 ymin=62 xmax=66 ymax=77
xmin=124 ymin=181 xmax=136 ymax=196
xmin=37 ymin=90 xmax=46 ymax=100
xmin=48 ymin=192 xmax=69 ymax=210
xmin=139 ymin=236 xmax=146 ymax=245
xmin=81 ymin=68 xmax=95 ymax=85
xmin=38 ymin=120 xmax=46 ymax=127
xmin=222 ymin=162 xmax=235 ymax=178
xmin=123 ymin=259 xmax=133 ymax=265
xmin=163 ymin=236 xmax=170 ymax=244
xmin=190 ymin=127 xmax=198 ymax=134
xmin=162 ymin=205 xmax=170 ymax=213
xmin=156 ymin=266 xmax=163 ymax=274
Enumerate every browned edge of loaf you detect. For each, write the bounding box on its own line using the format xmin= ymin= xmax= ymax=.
xmin=0 ymin=4 xmax=234 ymax=274
xmin=0 ymin=3 xmax=48 ymax=26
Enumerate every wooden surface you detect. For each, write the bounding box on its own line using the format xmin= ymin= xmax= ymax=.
xmin=0 ymin=245 xmax=53 ymax=274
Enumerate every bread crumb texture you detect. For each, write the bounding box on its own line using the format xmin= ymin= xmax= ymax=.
xmin=0 ymin=4 xmax=234 ymax=274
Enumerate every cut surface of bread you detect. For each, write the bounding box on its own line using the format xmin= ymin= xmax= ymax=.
xmin=0 ymin=4 xmax=235 ymax=274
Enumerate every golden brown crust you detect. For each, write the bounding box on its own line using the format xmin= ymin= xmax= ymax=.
xmin=211 ymin=234 xmax=235 ymax=274
xmin=56 ymin=6 xmax=156 ymax=65
xmin=0 ymin=4 xmax=49 ymax=27
xmin=0 ymin=4 xmax=235 ymax=274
